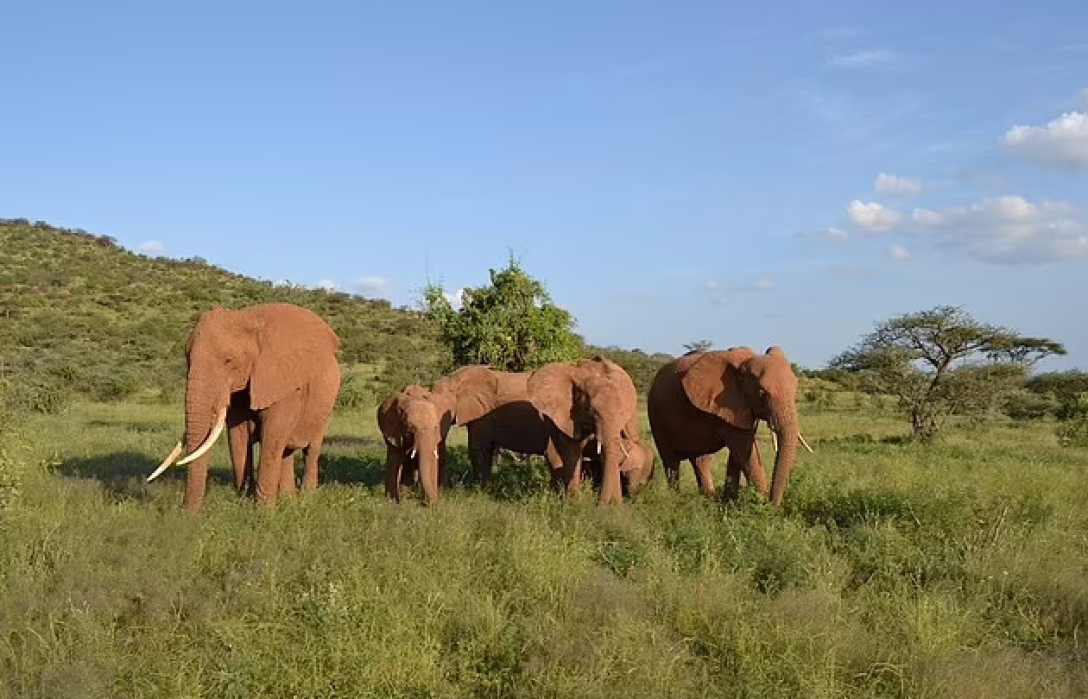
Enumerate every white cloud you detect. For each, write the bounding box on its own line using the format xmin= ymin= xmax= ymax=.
xmin=847 ymin=200 xmax=902 ymax=233
xmin=827 ymin=49 xmax=895 ymax=68
xmin=889 ymin=245 xmax=910 ymax=260
xmin=137 ymin=240 xmax=164 ymax=255
xmin=826 ymin=227 xmax=849 ymax=242
xmin=910 ymin=195 xmax=1088 ymax=264
xmin=1001 ymin=90 xmax=1088 ymax=169
xmin=315 ymin=279 xmax=338 ymax=292
xmin=875 ymin=173 xmax=922 ymax=195
xmin=356 ymin=276 xmax=392 ymax=299
xmin=703 ymin=279 xmax=720 ymax=291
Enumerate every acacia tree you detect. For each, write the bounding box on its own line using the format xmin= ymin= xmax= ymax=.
xmin=422 ymin=257 xmax=583 ymax=372
xmin=830 ymin=306 xmax=1065 ymax=440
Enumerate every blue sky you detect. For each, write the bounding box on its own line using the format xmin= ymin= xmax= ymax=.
xmin=2 ymin=1 xmax=1086 ymax=369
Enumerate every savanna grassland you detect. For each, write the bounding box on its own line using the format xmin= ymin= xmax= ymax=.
xmin=2 ymin=221 xmax=1087 ymax=697
xmin=2 ymin=393 xmax=1087 ymax=698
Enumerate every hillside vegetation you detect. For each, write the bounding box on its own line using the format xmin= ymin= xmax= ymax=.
xmin=0 ymin=220 xmax=672 ymax=410
xmin=0 ymin=219 xmax=446 ymax=407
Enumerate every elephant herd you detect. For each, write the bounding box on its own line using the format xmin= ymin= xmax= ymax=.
xmin=148 ymin=302 xmax=811 ymax=512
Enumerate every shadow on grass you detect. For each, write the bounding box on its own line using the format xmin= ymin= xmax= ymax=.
xmin=52 ymin=451 xmax=234 ymax=501
xmin=52 ymin=445 xmax=561 ymax=503
xmin=86 ymin=419 xmax=175 ymax=434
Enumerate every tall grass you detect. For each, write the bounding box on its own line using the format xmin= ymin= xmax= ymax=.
xmin=1 ymin=401 xmax=1086 ymax=697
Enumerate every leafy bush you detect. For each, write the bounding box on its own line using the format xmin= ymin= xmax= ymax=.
xmin=1056 ymin=396 xmax=1088 ymax=447
xmin=335 ymin=374 xmax=372 ymax=411
xmin=1003 ymin=390 xmax=1059 ymax=421
xmin=4 ymin=377 xmax=72 ymax=414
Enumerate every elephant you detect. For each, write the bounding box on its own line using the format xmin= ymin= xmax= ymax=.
xmin=581 ymin=437 xmax=656 ymax=497
xmin=527 ymin=357 xmax=645 ymax=505
xmin=377 ymin=366 xmax=499 ymax=505
xmin=450 ymin=367 xmax=654 ymax=497
xmin=147 ymin=303 xmax=342 ymax=511
xmin=647 ymin=346 xmax=811 ymax=505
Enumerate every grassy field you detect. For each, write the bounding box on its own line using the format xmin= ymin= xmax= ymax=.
xmin=2 ymin=399 xmax=1087 ymax=698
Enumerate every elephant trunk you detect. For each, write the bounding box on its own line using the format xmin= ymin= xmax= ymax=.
xmin=415 ymin=433 xmax=441 ymax=506
xmin=182 ymin=376 xmax=227 ymax=512
xmin=596 ymin=424 xmax=625 ymax=505
xmin=768 ymin=406 xmax=799 ymax=507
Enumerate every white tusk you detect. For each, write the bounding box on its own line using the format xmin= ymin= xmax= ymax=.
xmin=146 ymin=441 xmax=183 ymax=483
xmin=409 ymin=447 xmax=417 ymax=459
xmin=432 ymin=449 xmax=438 ymax=460
xmin=798 ymin=432 xmax=814 ymax=453
xmin=176 ymin=408 xmax=228 ymax=466
xmin=770 ymin=429 xmax=779 ymax=453
xmin=596 ymin=441 xmax=602 ymax=455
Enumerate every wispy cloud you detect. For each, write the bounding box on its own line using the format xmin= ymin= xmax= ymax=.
xmin=889 ymin=246 xmax=910 ymax=261
xmin=827 ymin=49 xmax=896 ymax=69
xmin=826 ymin=227 xmax=849 ymax=242
xmin=315 ymin=279 xmax=338 ymax=292
xmin=875 ymin=173 xmax=923 ymax=195
xmin=137 ymin=240 xmax=164 ymax=255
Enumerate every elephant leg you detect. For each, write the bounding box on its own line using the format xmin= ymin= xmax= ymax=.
xmin=467 ymin=425 xmax=495 ymax=485
xmin=724 ymin=449 xmax=746 ymax=500
xmin=659 ymin=448 xmax=682 ymax=490
xmin=438 ymin=438 xmax=448 ymax=488
xmin=301 ymin=437 xmax=322 ymax=492
xmin=384 ymin=446 xmax=404 ymax=502
xmin=691 ymin=455 xmax=715 ymax=496
xmin=279 ymin=448 xmax=297 ymax=498
xmin=254 ymin=399 xmax=300 ymax=506
xmin=545 ymin=438 xmax=581 ymax=495
xmin=227 ymin=420 xmax=253 ymax=496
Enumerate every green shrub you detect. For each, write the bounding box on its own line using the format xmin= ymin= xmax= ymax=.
xmin=1003 ymin=390 xmax=1059 ymax=421
xmin=1056 ymin=396 xmax=1088 ymax=447
xmin=4 ymin=377 xmax=71 ymax=414
xmin=334 ymin=374 xmax=372 ymax=410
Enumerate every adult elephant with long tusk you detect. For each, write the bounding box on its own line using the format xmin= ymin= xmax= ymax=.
xmin=647 ymin=346 xmax=812 ymax=505
xmin=148 ymin=303 xmax=341 ymax=512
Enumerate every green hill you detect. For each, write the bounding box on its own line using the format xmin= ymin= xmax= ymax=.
xmin=0 ymin=218 xmax=445 ymax=410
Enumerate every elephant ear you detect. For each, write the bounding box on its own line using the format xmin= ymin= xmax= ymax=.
xmin=433 ymin=365 xmax=501 ymax=425
xmin=527 ymin=363 xmax=577 ymax=439
xmin=679 ymin=352 xmax=755 ymax=429
xmin=376 ymin=394 xmax=404 ymax=447
xmin=250 ymin=304 xmax=341 ymax=410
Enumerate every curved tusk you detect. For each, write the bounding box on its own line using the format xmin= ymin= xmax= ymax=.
xmin=146 ymin=441 xmax=183 ymax=483
xmin=176 ymin=408 xmax=228 ymax=466
xmin=409 ymin=447 xmax=417 ymax=459
xmin=798 ymin=432 xmax=814 ymax=453
xmin=770 ymin=429 xmax=779 ymax=453
xmin=596 ymin=441 xmax=602 ymax=455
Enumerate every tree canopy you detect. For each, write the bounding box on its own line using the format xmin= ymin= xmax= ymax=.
xmin=830 ymin=305 xmax=1065 ymax=440
xmin=422 ymin=257 xmax=584 ymax=373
